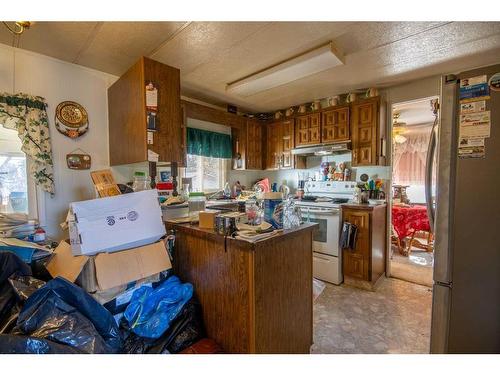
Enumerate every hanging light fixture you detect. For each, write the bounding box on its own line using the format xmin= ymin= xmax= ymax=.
xmin=2 ymin=21 xmax=31 ymax=35
xmin=2 ymin=21 xmax=32 ymax=48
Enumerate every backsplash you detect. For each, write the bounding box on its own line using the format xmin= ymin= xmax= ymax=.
xmin=227 ymin=153 xmax=391 ymax=193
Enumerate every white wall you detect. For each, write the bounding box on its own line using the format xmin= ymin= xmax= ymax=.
xmin=0 ymin=44 xmax=118 ymax=239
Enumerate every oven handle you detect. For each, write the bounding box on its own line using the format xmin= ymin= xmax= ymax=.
xmin=304 ymin=208 xmax=340 ymax=215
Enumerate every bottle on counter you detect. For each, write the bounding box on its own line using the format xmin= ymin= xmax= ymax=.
xmin=223 ymin=182 xmax=232 ymax=199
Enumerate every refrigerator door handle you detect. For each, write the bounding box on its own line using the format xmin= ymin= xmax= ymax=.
xmin=425 ymin=115 xmax=438 ymax=230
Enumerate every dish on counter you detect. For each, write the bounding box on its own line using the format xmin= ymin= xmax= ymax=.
xmin=368 ymin=199 xmax=386 ymax=205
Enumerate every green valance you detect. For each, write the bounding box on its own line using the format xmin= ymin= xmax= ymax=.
xmin=0 ymin=92 xmax=55 ymax=194
xmin=186 ymin=127 xmax=232 ymax=159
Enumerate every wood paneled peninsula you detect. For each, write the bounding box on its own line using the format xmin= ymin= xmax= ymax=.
xmin=166 ymin=222 xmax=318 ymax=354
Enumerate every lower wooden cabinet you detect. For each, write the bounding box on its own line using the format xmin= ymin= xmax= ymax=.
xmin=342 ymin=204 xmax=387 ymax=290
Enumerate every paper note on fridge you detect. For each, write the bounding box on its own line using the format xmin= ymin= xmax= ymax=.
xmin=459 ymin=111 xmax=491 ymax=138
xmin=460 ymin=101 xmax=486 ymax=114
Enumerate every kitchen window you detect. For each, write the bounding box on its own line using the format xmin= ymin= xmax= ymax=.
xmin=185 ymin=154 xmax=228 ymax=192
xmin=184 ymin=125 xmax=232 ymax=192
xmin=0 ymin=126 xmax=38 ymax=218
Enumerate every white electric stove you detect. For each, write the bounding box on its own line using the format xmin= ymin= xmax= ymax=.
xmin=295 ymin=181 xmax=356 ymax=285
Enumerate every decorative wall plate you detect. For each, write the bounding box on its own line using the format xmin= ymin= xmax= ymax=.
xmin=66 ymin=149 xmax=91 ymax=170
xmin=55 ymin=101 xmax=89 ymax=138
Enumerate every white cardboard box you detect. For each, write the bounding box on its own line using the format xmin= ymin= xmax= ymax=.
xmin=69 ymin=189 xmax=166 ymax=256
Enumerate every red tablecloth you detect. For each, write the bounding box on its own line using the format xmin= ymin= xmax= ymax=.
xmin=392 ymin=205 xmax=431 ymax=240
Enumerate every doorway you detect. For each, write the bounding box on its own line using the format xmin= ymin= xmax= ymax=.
xmin=389 ymin=97 xmax=438 ymax=287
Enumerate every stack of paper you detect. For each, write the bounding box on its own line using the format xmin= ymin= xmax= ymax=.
xmin=0 ymin=213 xmax=36 ymax=238
xmin=0 ymin=238 xmax=52 ymax=263
xmin=236 ymin=229 xmax=279 ymax=243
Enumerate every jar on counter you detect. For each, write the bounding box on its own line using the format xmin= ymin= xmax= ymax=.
xmin=132 ymin=172 xmax=150 ymax=192
xmin=188 ymin=192 xmax=206 ymax=213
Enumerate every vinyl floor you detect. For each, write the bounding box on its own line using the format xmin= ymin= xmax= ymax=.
xmin=311 ymin=277 xmax=432 ymax=354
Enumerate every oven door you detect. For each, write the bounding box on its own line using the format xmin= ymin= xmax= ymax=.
xmin=303 ymin=207 xmax=340 ymax=256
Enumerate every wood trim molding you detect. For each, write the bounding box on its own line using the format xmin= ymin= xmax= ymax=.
xmin=181 ymin=99 xmax=249 ymax=129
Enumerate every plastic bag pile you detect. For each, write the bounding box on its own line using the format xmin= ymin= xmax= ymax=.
xmin=0 ymin=252 xmax=205 ymax=354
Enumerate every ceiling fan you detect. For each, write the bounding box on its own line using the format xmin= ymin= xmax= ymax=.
xmin=392 ymin=112 xmax=408 ymax=143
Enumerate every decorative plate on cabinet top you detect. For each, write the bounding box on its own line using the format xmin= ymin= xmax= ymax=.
xmin=55 ymin=101 xmax=89 ymax=138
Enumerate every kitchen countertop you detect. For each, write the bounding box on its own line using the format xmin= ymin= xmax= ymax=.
xmin=166 ymin=221 xmax=317 ymax=248
xmin=340 ymin=202 xmax=387 ymax=210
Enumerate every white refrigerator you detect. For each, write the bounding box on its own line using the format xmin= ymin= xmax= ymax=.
xmin=429 ymin=64 xmax=500 ymax=353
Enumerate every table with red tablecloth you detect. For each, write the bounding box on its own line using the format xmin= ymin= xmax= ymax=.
xmin=391 ymin=205 xmax=432 ymax=255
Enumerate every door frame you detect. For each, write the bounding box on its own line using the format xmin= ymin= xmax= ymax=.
xmin=386 ymin=95 xmax=439 ymax=278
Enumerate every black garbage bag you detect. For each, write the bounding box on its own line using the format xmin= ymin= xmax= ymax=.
xmin=121 ymin=296 xmax=205 ymax=354
xmin=0 ymin=333 xmax=83 ymax=354
xmin=12 ymin=277 xmax=122 ymax=354
xmin=0 ymin=252 xmax=31 ymax=330
xmin=8 ymin=275 xmax=46 ymax=301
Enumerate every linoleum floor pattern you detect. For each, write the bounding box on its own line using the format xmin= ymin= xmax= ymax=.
xmin=311 ymin=277 xmax=432 ymax=354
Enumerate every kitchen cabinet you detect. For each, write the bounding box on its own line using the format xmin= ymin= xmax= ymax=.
xmin=265 ymin=119 xmax=304 ymax=170
xmin=108 ymin=57 xmax=183 ymax=165
xmin=341 ymin=204 xmax=387 ymax=290
xmin=265 ymin=122 xmax=281 ymax=169
xmin=246 ymin=119 xmax=263 ymax=170
xmin=350 ymin=97 xmax=386 ymax=167
xmin=295 ymin=113 xmax=321 ymax=146
xmin=169 ymin=221 xmax=316 ymax=353
xmin=322 ymin=105 xmax=349 ymax=143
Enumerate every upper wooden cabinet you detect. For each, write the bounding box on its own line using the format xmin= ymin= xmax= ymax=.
xmin=295 ymin=113 xmax=321 ymax=147
xmin=108 ymin=57 xmax=182 ymax=166
xmin=265 ymin=122 xmax=281 ymax=170
xmin=246 ymin=119 xmax=263 ymax=170
xmin=322 ymin=106 xmax=349 ymax=143
xmin=350 ymin=97 xmax=386 ymax=167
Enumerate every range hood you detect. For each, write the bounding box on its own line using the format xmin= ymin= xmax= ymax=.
xmin=291 ymin=141 xmax=351 ymax=156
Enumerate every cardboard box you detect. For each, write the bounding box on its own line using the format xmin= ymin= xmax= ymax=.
xmin=69 ymin=189 xmax=166 ymax=256
xmin=46 ymin=240 xmax=172 ymax=294
xmin=198 ymin=210 xmax=220 ymax=229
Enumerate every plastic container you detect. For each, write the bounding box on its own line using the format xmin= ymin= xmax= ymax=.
xmin=263 ymin=192 xmax=284 ymax=229
xmin=132 ymin=172 xmax=150 ymax=192
xmin=162 ymin=203 xmax=189 ymax=221
xmin=188 ymin=192 xmax=206 ymax=213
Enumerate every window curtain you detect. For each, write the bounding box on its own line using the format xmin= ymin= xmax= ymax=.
xmin=0 ymin=93 xmax=54 ymax=194
xmin=392 ymin=126 xmax=432 ymax=186
xmin=186 ymin=127 xmax=232 ymax=159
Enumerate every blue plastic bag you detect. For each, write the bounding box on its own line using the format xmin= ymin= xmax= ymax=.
xmin=124 ymin=276 xmax=193 ymax=339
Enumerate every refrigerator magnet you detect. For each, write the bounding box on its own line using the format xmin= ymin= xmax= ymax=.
xmin=488 ymin=72 xmax=500 ymax=92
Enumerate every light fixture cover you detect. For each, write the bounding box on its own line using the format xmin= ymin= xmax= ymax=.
xmin=226 ymin=42 xmax=344 ymax=97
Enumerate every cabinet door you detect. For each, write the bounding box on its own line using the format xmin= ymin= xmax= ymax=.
xmin=342 ymin=209 xmax=370 ymax=280
xmin=351 ymin=99 xmax=378 ymax=166
xmin=309 ymin=113 xmax=321 ymax=144
xmin=295 ymin=116 xmax=310 ymax=146
xmin=266 ymin=123 xmax=281 ymax=169
xmin=322 ymin=107 xmax=349 ymax=143
xmin=309 ymin=126 xmax=321 ymax=144
xmin=247 ymin=120 xmax=262 ymax=169
xmin=344 ymin=253 xmax=364 ymax=279
xmin=281 ymin=120 xmax=294 ymax=169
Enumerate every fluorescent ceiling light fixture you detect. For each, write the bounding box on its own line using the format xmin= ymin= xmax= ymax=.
xmin=226 ymin=42 xmax=344 ymax=97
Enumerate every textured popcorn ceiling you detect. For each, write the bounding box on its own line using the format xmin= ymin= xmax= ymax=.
xmin=2 ymin=21 xmax=500 ymax=112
